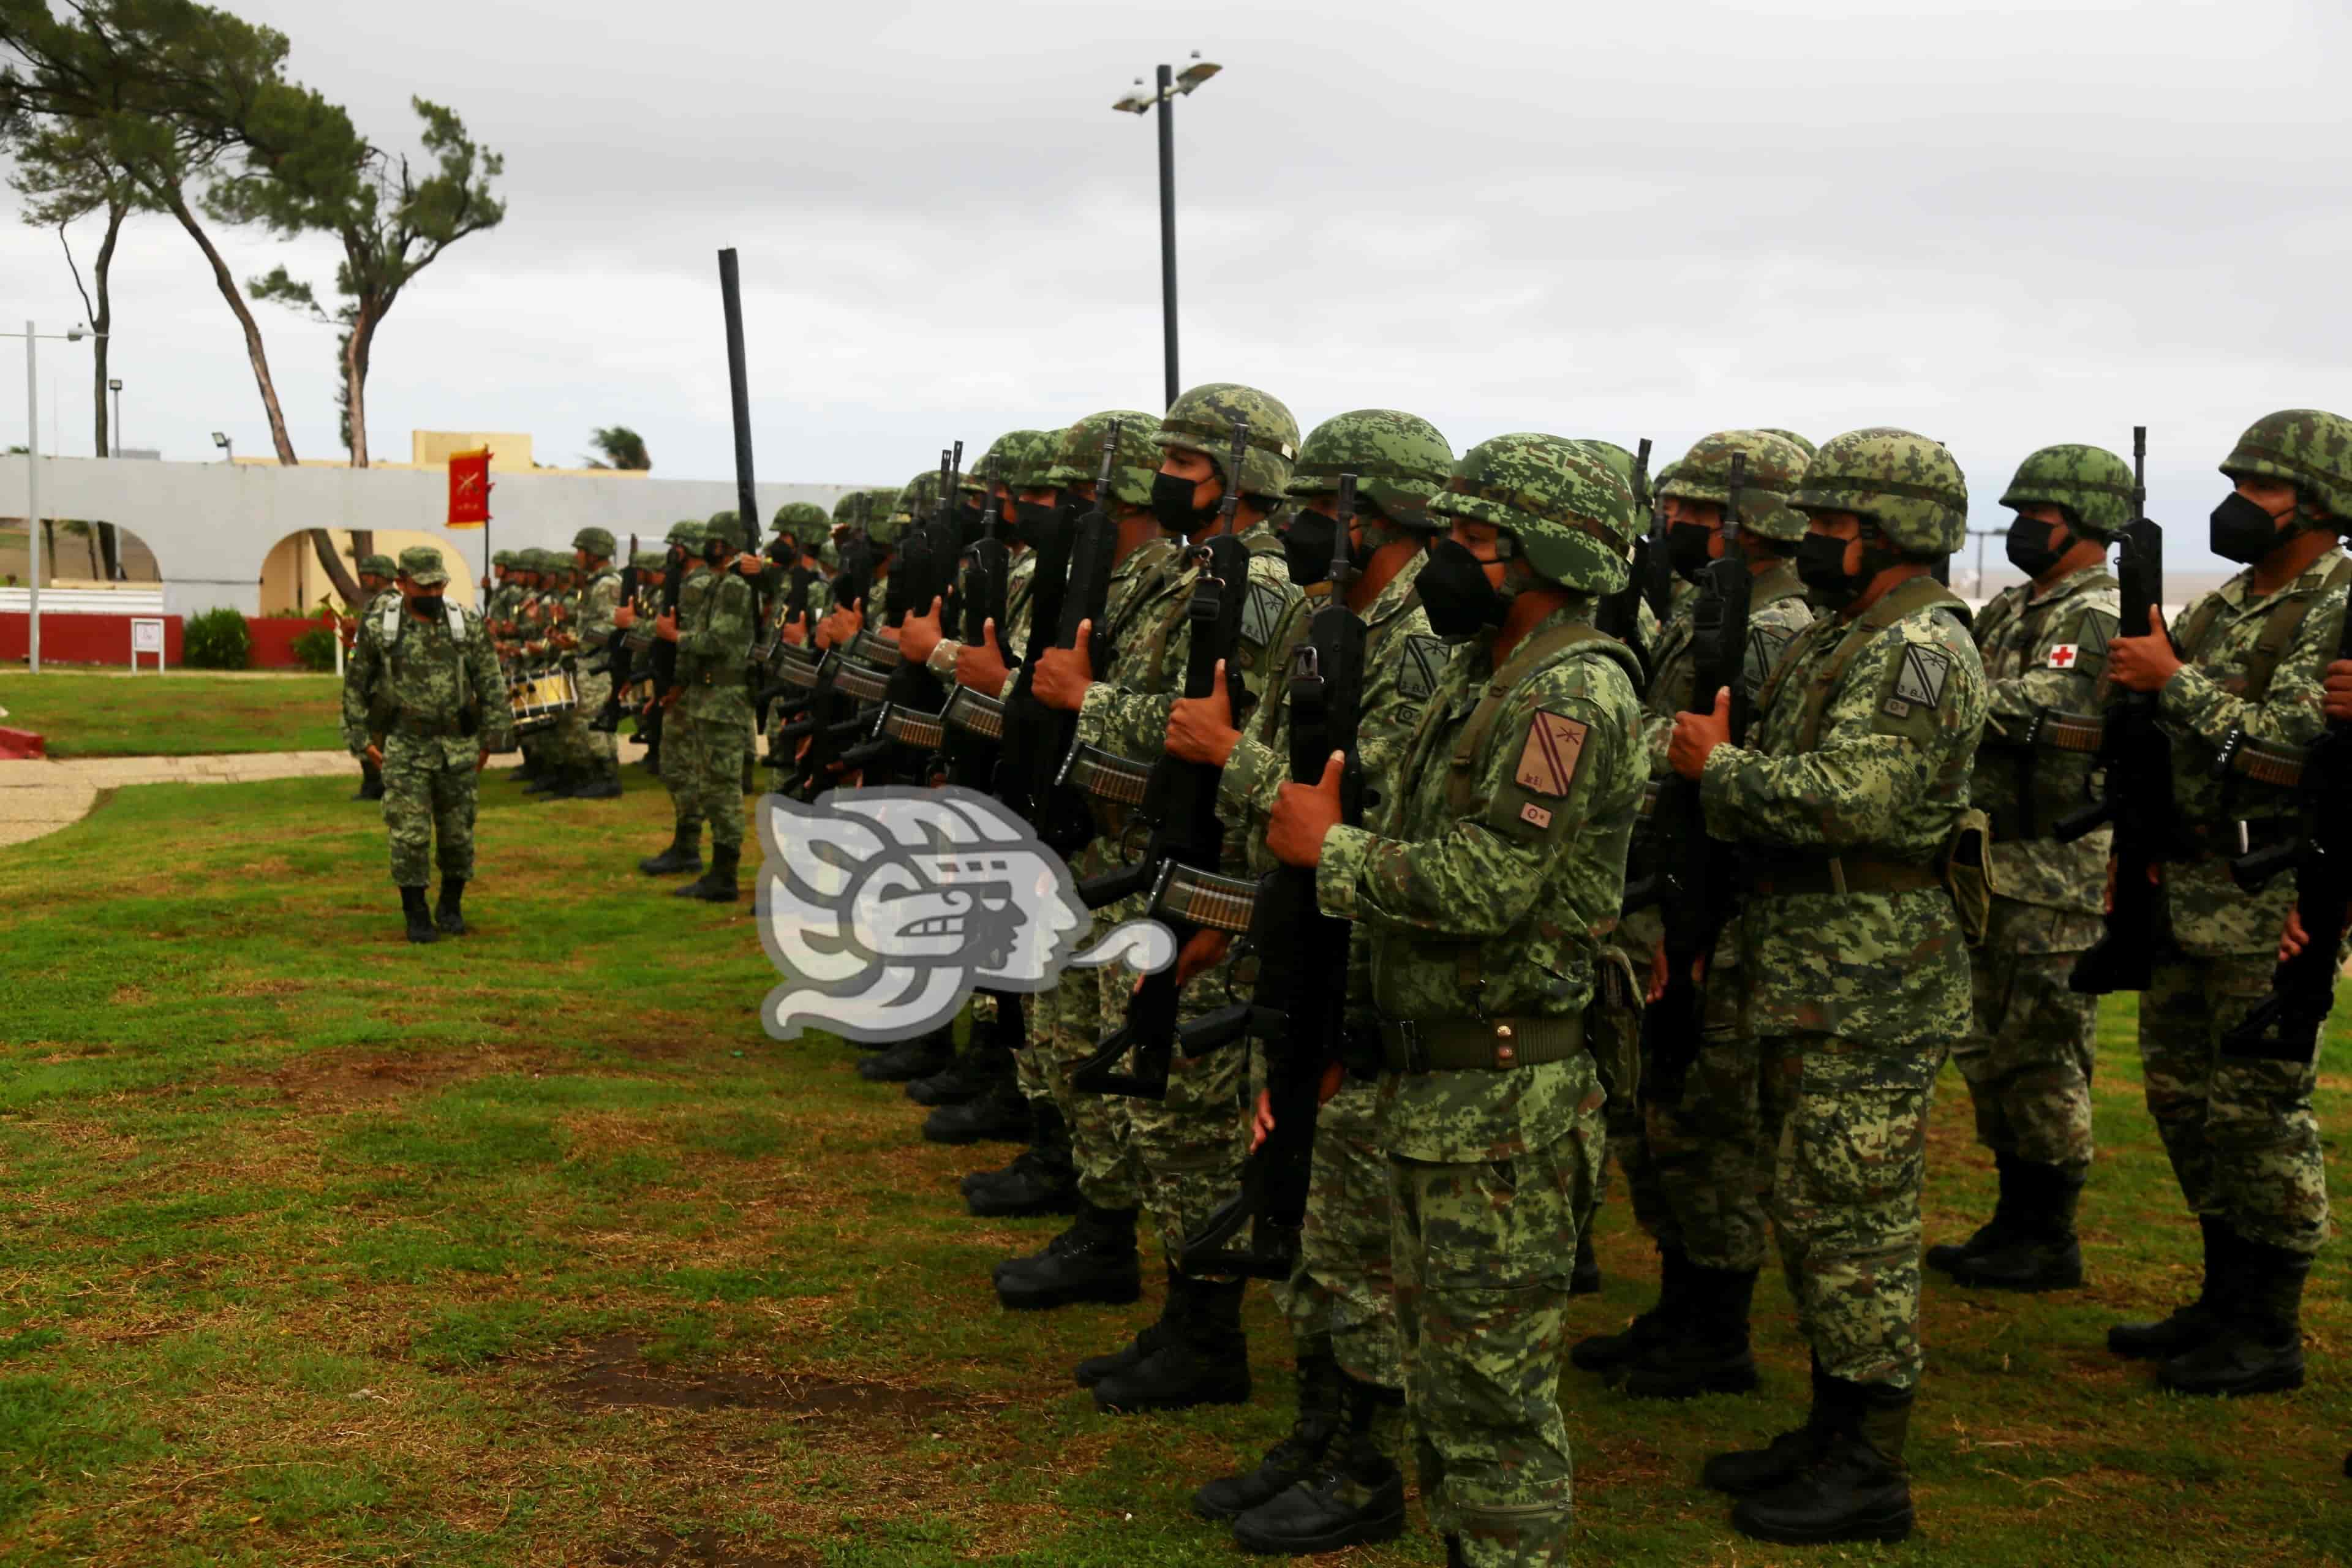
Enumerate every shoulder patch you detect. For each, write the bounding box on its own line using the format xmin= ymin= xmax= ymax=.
xmin=1745 ymin=625 xmax=1795 ymax=692
xmin=1513 ymin=709 xmax=1589 ymax=799
xmin=2076 ymin=612 xmax=2114 ymax=654
xmin=2046 ymin=643 xmax=2081 ymax=671
xmin=1398 ymin=635 xmax=1449 ymax=702
xmin=1242 ymin=580 xmax=1288 ymax=649
xmin=1893 ymin=644 xmax=1953 ymax=710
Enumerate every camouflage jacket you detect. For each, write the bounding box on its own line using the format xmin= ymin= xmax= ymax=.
xmin=2157 ymin=549 xmax=2350 ymax=956
xmin=1317 ymin=601 xmax=1644 ymax=1162
xmin=341 ymin=600 xmax=513 ymax=758
xmin=675 ymin=563 xmax=756 ymax=726
xmin=576 ymin=567 xmax=623 ymax=650
xmin=1971 ymin=565 xmax=2118 ymax=914
xmin=1002 ymin=547 xmax=1039 ymax=668
xmin=1700 ymin=577 xmax=1986 ymax=1046
xmin=1640 ymin=559 xmax=1814 ymax=776
xmin=1075 ymin=526 xmax=1297 ymax=765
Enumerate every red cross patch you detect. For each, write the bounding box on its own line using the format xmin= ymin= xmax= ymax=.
xmin=2047 ymin=644 xmax=2079 ymax=669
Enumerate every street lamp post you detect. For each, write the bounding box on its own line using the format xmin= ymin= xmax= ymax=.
xmin=5 ymin=320 xmax=102 ymax=673
xmin=108 ymin=378 xmax=122 ymax=457
xmin=212 ymin=431 xmax=232 ymax=463
xmin=1113 ymin=53 xmax=1222 ymax=412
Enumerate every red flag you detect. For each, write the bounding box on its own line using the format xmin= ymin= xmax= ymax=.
xmin=447 ymin=448 xmax=494 ymax=529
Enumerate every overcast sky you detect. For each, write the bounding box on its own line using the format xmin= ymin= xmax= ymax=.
xmin=4 ymin=0 xmax=2348 ymax=578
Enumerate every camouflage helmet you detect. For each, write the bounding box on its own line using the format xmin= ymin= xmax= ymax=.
xmin=1286 ymin=409 xmax=1453 ymax=529
xmin=1999 ymin=445 xmax=2135 ymax=540
xmin=665 ymin=519 xmax=706 ymax=551
xmin=1760 ymin=429 xmax=1818 ymax=459
xmin=894 ymin=470 xmax=942 ymax=525
xmin=1790 ymin=428 xmax=1969 ymax=556
xmin=1044 ymin=410 xmax=1162 ymax=508
xmin=706 ymin=510 xmax=755 ymax=552
xmin=1660 ymin=429 xmax=1813 ymax=543
xmin=772 ymin=500 xmax=829 ymax=538
xmin=829 ymin=492 xmax=867 ymax=529
xmin=630 ymin=548 xmax=667 ymax=573
xmin=995 ymin=428 xmax=1063 ymax=492
xmin=2220 ymin=409 xmax=2352 ymax=524
xmin=1428 ymin=433 xmax=1637 ymax=595
xmin=1152 ymin=382 xmax=1300 ymax=500
xmin=490 ymin=549 xmax=516 ymax=570
xmin=571 ymin=526 xmax=616 ymax=559
xmin=357 ymin=552 xmax=398 ymax=580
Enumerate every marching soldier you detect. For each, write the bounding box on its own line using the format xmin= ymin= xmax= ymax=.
xmin=665 ymin=520 xmax=758 ymax=902
xmin=1670 ymin=428 xmax=1985 ymax=1545
xmin=341 ymin=552 xmax=400 ymax=801
xmin=1929 ymin=447 xmax=2124 ymax=1291
xmin=341 ymin=546 xmax=512 ymax=944
xmin=638 ymin=522 xmax=712 ymax=878
xmin=1265 ymin=433 xmax=1645 ymax=1568
xmin=548 ymin=527 xmax=625 ymax=801
xmin=2098 ymin=409 xmax=2351 ymax=1396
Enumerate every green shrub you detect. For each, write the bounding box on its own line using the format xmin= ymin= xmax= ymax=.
xmin=181 ymin=608 xmax=251 ymax=670
xmin=289 ymin=625 xmax=338 ymax=672
xmin=263 ymin=606 xmax=315 ymax=619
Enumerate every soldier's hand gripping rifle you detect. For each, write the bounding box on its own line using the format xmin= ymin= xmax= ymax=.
xmin=2059 ymin=426 xmax=2180 ymax=994
xmin=1596 ymin=437 xmax=1656 ymax=683
xmin=850 ymin=445 xmax=962 ymax=778
xmin=1629 ymin=451 xmax=1754 ymax=1102
xmin=1071 ymin=423 xmax=1255 ymax=1101
xmin=2217 ymin=592 xmax=2352 ymax=1060
xmin=1174 ymin=475 xmax=1370 ymax=1281
xmin=777 ymin=532 xmax=886 ymax=801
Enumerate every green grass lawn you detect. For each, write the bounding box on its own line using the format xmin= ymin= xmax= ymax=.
xmin=0 ymin=773 xmax=2346 ymax=1565
xmin=0 ymin=672 xmax=347 ymax=756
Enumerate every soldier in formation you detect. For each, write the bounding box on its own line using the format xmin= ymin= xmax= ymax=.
xmin=341 ymin=552 xmax=401 ymax=802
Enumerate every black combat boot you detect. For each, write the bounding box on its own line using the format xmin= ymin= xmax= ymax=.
xmin=565 ymin=756 xmax=623 ymax=800
xmin=1075 ymin=1276 xmax=1177 ymax=1388
xmin=434 ymin=878 xmax=468 ymax=936
xmin=524 ymin=766 xmax=570 ymax=797
xmin=1623 ymin=1264 xmax=1760 ymax=1400
xmin=674 ymin=845 xmax=740 ymax=902
xmin=924 ymin=1076 xmax=1028 ymax=1145
xmin=1094 ymin=1273 xmax=1251 ymax=1414
xmin=2110 ymin=1214 xmax=2231 ymax=1359
xmin=1230 ymin=1368 xmax=1406 ymax=1553
xmin=1927 ymin=1150 xmax=2024 ymax=1273
xmin=1195 ymin=1344 xmax=1344 ymax=1521
xmin=399 ymin=886 xmax=438 ymax=945
xmin=353 ymin=755 xmax=384 ymax=801
xmin=1572 ymin=1243 xmax=1687 ymax=1376
xmin=995 ymin=1201 xmax=1142 ymax=1311
xmin=907 ymin=1043 xmax=1008 ymax=1108
xmin=638 ymin=826 xmax=703 ymax=876
xmin=741 ymin=755 xmax=756 ymax=794
xmin=1704 ymin=1359 xmax=1837 ymax=1496
xmin=2158 ymin=1234 xmax=2308 ymax=1396
xmin=1571 ymin=1229 xmax=1602 ymax=1295
xmin=858 ymin=1025 xmax=957 ymax=1083
xmin=511 ymin=750 xmax=540 ymax=783
xmin=1730 ymin=1377 xmax=1913 ymax=1545
xmin=963 ymin=1100 xmax=1080 ymax=1218
xmin=1949 ymin=1160 xmax=2086 ymax=1291
xmin=1444 ymin=1535 xmax=1468 ymax=1568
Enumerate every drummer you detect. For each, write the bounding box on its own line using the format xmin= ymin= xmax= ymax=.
xmin=517 ymin=549 xmax=573 ymax=795
xmin=541 ymin=527 xmax=625 ymax=800
xmin=617 ymin=548 xmax=668 ymax=773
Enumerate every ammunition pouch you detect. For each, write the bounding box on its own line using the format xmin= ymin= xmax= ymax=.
xmin=1586 ymin=946 xmax=1644 ymax=1108
xmin=1940 ymin=809 xmax=1996 ymax=948
xmin=1379 ymin=1014 xmax=1585 ymax=1074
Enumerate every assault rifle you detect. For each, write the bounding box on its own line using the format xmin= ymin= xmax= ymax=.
xmin=2060 ymin=426 xmax=2179 ymax=993
xmin=1072 ymin=423 xmax=1254 ymax=1101
xmin=587 ymin=548 xmax=643 ymax=734
xmin=845 ymin=445 xmax=960 ymax=779
xmin=939 ymin=458 xmax=1012 ymax=788
xmin=2217 ymin=587 xmax=2352 ymax=1059
xmin=1629 ymin=451 xmax=1754 ymax=1101
xmin=1596 ymin=436 xmax=1656 ymax=682
xmin=1175 ymin=474 xmax=1369 ymax=1281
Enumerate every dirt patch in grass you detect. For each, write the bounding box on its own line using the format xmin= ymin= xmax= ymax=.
xmin=227 ymin=1042 xmax=558 ymax=1110
xmin=554 ymin=1334 xmax=968 ymax=1426
xmin=600 ymin=1526 xmax=818 ymax=1567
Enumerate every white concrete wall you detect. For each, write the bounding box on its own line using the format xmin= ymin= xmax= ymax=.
xmin=0 ymin=455 xmax=869 ymax=622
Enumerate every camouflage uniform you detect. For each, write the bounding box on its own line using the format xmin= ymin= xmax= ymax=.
xmin=1317 ymin=435 xmax=1644 ymax=1568
xmin=670 ymin=549 xmax=756 ymax=888
xmin=642 ymin=523 xmax=710 ymax=871
xmin=341 ymin=547 xmax=512 ymax=942
xmin=342 ymin=554 xmax=401 ymax=798
xmin=1697 ymin=429 xmax=1983 ymax=1548
xmin=554 ymin=528 xmax=625 ymax=794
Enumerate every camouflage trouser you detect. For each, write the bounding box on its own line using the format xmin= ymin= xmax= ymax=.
xmin=1112 ymin=941 xmax=1256 ymax=1270
xmin=380 ymin=733 xmax=480 ymax=887
xmin=1763 ymin=1033 xmax=1943 ymax=1389
xmin=553 ymin=663 xmax=618 ymax=772
xmin=1599 ymin=922 xmax=1672 ymax=1248
xmin=1391 ymin=1095 xmax=1601 ymax=1568
xmin=672 ymin=709 xmax=748 ymax=852
xmin=1278 ymin=1077 xmax=1401 ymax=1389
xmin=1647 ymin=964 xmax=1776 ymax=1272
xmin=661 ymin=703 xmax=703 ymax=836
xmin=1036 ymin=892 xmax=1140 ymax=1212
xmin=2141 ymin=953 xmax=2329 ymax=1257
xmin=1954 ymin=899 xmax=2099 ymax=1173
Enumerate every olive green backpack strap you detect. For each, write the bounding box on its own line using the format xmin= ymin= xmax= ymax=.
xmin=1792 ymin=576 xmax=1969 ymax=753
xmin=2241 ymin=554 xmax=2352 ymax=703
xmin=1443 ymin=622 xmax=1640 ymax=814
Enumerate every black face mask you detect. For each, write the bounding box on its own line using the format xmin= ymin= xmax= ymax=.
xmin=1152 ymin=470 xmax=1221 ymax=535
xmin=2004 ymin=513 xmax=2068 ymax=580
xmin=409 ymin=593 xmax=446 ymax=616
xmin=1667 ymin=520 xmax=1716 ymax=583
xmin=1417 ymin=539 xmax=1509 ymax=640
xmin=1795 ymin=533 xmax=1863 ymax=611
xmin=2210 ymin=491 xmax=2287 ymax=565
xmin=1281 ymin=511 xmax=1339 ymax=587
xmin=1012 ymin=500 xmax=1065 ymax=549
xmin=703 ymin=537 xmax=730 ymax=566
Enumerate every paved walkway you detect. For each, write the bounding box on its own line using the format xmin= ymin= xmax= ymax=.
xmin=0 ymin=748 xmax=522 ymax=850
